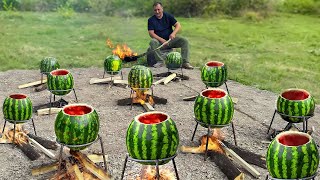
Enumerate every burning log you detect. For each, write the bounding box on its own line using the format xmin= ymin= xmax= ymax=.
xmin=135 ymin=165 xmax=176 ymax=180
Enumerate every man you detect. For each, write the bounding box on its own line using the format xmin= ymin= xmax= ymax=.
xmin=147 ymin=2 xmax=193 ymax=69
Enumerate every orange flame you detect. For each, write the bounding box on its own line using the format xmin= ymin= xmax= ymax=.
xmin=136 ymin=166 xmax=176 ymax=180
xmin=106 ymin=38 xmax=138 ymax=60
xmin=132 ymin=90 xmax=154 ymax=106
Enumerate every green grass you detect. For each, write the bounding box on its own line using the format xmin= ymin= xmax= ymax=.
xmin=0 ymin=11 xmax=319 ymax=102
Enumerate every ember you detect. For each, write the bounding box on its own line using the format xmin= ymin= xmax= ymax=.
xmin=106 ymin=38 xmax=137 ymax=60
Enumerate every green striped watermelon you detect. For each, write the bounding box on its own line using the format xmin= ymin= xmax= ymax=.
xmin=2 ymin=94 xmax=32 ymax=123
xmin=277 ymin=89 xmax=315 ymax=123
xmin=104 ymin=55 xmax=122 ymax=75
xmin=128 ymin=65 xmax=153 ymax=93
xmin=40 ymin=57 xmax=60 ymax=74
xmin=165 ymin=52 xmax=182 ymax=70
xmin=194 ymin=88 xmax=234 ymax=127
xmin=126 ymin=111 xmax=179 ymax=165
xmin=55 ymin=104 xmax=100 ymax=150
xmin=47 ymin=69 xmax=74 ymax=96
xmin=266 ymin=131 xmax=319 ymax=179
xmin=201 ymin=61 xmax=227 ymax=87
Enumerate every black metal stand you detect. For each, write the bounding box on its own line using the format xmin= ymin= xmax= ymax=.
xmin=57 ymin=134 xmax=107 ymax=173
xmin=129 ymin=87 xmax=154 ymax=110
xmin=265 ymin=173 xmax=317 ymax=180
xmin=191 ymin=118 xmax=237 ymax=161
xmin=48 ymin=88 xmax=78 ymax=114
xmin=103 ymin=70 xmax=123 ymax=79
xmin=121 ymin=154 xmax=179 ymax=180
xmin=2 ymin=118 xmax=37 ymax=144
xmin=204 ymin=80 xmax=230 ymax=94
xmin=267 ymin=109 xmax=314 ymax=135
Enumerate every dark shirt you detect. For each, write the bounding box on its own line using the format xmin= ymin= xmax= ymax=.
xmin=148 ymin=12 xmax=177 ymax=40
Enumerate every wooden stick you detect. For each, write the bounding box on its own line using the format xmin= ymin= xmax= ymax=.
xmin=37 ymin=108 xmax=62 ymax=116
xmin=89 ymin=76 xmax=121 ymax=84
xmin=31 ymin=162 xmax=59 ymax=176
xmin=18 ymin=142 xmax=41 ymax=161
xmin=183 ymin=95 xmax=197 ymax=101
xmin=29 ymin=138 xmax=56 ymax=159
xmin=27 ymin=133 xmax=58 ymax=150
xmin=142 ymin=102 xmax=155 ymax=112
xmin=163 ymin=73 xmax=177 ymax=84
xmin=113 ymin=79 xmax=128 ymax=85
xmin=87 ymin=154 xmax=108 ymax=163
xmin=18 ymin=79 xmax=47 ymax=89
xmin=219 ymin=141 xmax=261 ymax=178
xmin=66 ymin=161 xmax=84 ymax=180
xmin=208 ymin=151 xmax=244 ymax=180
xmin=153 ymin=77 xmax=166 ymax=85
xmin=0 ymin=137 xmax=10 ymax=144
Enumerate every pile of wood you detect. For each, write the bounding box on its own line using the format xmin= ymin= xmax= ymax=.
xmin=134 ymin=166 xmax=176 ymax=180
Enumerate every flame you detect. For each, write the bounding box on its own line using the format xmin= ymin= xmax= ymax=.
xmin=136 ymin=166 xmax=176 ymax=180
xmin=2 ymin=125 xmax=29 ymax=145
xmin=181 ymin=128 xmax=225 ymax=154
xmin=106 ymin=38 xmax=137 ymax=60
xmin=132 ymin=90 xmax=154 ymax=106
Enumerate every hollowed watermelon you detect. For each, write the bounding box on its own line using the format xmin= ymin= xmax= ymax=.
xmin=40 ymin=57 xmax=60 ymax=74
xmin=55 ymin=104 xmax=100 ymax=150
xmin=3 ymin=93 xmax=32 ymax=123
xmin=126 ymin=111 xmax=179 ymax=165
xmin=266 ymin=131 xmax=319 ymax=179
xmin=104 ymin=55 xmax=122 ymax=75
xmin=47 ymin=69 xmax=74 ymax=96
xmin=201 ymin=61 xmax=227 ymax=87
xmin=276 ymin=89 xmax=315 ymax=123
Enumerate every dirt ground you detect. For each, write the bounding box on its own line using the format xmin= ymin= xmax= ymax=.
xmin=0 ymin=67 xmax=319 ymax=180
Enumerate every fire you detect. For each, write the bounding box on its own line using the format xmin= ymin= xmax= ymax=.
xmin=106 ymin=38 xmax=137 ymax=60
xmin=2 ymin=125 xmax=29 ymax=145
xmin=181 ymin=128 xmax=225 ymax=154
xmin=132 ymin=90 xmax=154 ymax=106
xmin=136 ymin=166 xmax=176 ymax=180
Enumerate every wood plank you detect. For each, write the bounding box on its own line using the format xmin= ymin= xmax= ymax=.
xmin=89 ymin=76 xmax=121 ymax=84
xmin=113 ymin=79 xmax=128 ymax=85
xmin=142 ymin=102 xmax=154 ymax=112
xmin=27 ymin=133 xmax=58 ymax=150
xmin=29 ymin=138 xmax=56 ymax=159
xmin=18 ymin=79 xmax=47 ymax=89
xmin=31 ymin=162 xmax=59 ymax=176
xmin=37 ymin=108 xmax=62 ymax=116
xmin=163 ymin=73 xmax=177 ymax=85
xmin=183 ymin=95 xmax=197 ymax=101
xmin=87 ymin=154 xmax=108 ymax=163
xmin=219 ymin=141 xmax=261 ymax=178
xmin=153 ymin=77 xmax=166 ymax=85
xmin=0 ymin=137 xmax=10 ymax=144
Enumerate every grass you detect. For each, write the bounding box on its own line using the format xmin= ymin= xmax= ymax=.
xmin=0 ymin=11 xmax=319 ymax=102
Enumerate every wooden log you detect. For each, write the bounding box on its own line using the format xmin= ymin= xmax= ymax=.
xmin=0 ymin=137 xmax=10 ymax=144
xmin=27 ymin=133 xmax=58 ymax=150
xmin=18 ymin=142 xmax=41 ymax=161
xmin=34 ymin=83 xmax=47 ymax=92
xmin=66 ymin=161 xmax=84 ymax=180
xmin=29 ymin=138 xmax=56 ymax=159
xmin=142 ymin=102 xmax=155 ymax=112
xmin=208 ymin=151 xmax=244 ymax=180
xmin=163 ymin=73 xmax=177 ymax=85
xmin=223 ymin=141 xmax=266 ymax=169
xmin=182 ymin=95 xmax=197 ymax=101
xmin=87 ymin=154 xmax=108 ymax=163
xmin=71 ymin=151 xmax=112 ymax=180
xmin=89 ymin=76 xmax=121 ymax=84
xmin=32 ymin=162 xmax=59 ymax=176
xmin=153 ymin=77 xmax=166 ymax=85
xmin=18 ymin=79 xmax=47 ymax=89
xmin=37 ymin=108 xmax=62 ymax=116
xmin=113 ymin=79 xmax=128 ymax=85
xmin=219 ymin=141 xmax=261 ymax=178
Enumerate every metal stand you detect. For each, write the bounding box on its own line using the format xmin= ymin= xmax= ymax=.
xmin=40 ymin=72 xmax=47 ymax=84
xmin=265 ymin=173 xmax=317 ymax=180
xmin=48 ymin=88 xmax=78 ymax=114
xmin=129 ymin=87 xmax=154 ymax=110
xmin=204 ymin=80 xmax=230 ymax=94
xmin=121 ymin=154 xmax=179 ymax=180
xmin=103 ymin=70 xmax=123 ymax=79
xmin=2 ymin=118 xmax=37 ymax=144
xmin=267 ymin=109 xmax=314 ymax=134
xmin=57 ymin=134 xmax=107 ymax=173
xmin=191 ymin=118 xmax=237 ymax=161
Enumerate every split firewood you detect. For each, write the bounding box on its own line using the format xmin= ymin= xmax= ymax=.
xmin=37 ymin=108 xmax=62 ymax=116
xmin=29 ymin=138 xmax=56 ymax=159
xmin=71 ymin=151 xmax=112 ymax=180
xmin=34 ymin=83 xmax=47 ymax=92
xmin=0 ymin=135 xmax=10 ymax=144
xmin=18 ymin=79 xmax=47 ymax=89
xmin=65 ymin=161 xmax=84 ymax=180
xmin=182 ymin=95 xmax=197 ymax=101
xmin=32 ymin=162 xmax=59 ymax=176
xmin=89 ymin=76 xmax=121 ymax=85
xmin=18 ymin=142 xmax=41 ymax=161
xmin=87 ymin=154 xmax=108 ymax=163
xmin=208 ymin=151 xmax=244 ymax=180
xmin=142 ymin=103 xmax=155 ymax=112
xmin=153 ymin=77 xmax=166 ymax=85
xmin=27 ymin=133 xmax=58 ymax=150
xmin=113 ymin=79 xmax=128 ymax=85
xmin=163 ymin=73 xmax=177 ymax=84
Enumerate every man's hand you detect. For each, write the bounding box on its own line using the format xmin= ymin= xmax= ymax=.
xmin=169 ymin=33 xmax=176 ymax=39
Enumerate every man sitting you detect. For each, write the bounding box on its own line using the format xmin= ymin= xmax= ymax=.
xmin=147 ymin=2 xmax=194 ymax=69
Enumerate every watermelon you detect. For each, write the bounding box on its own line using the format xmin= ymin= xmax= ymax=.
xmin=2 ymin=94 xmax=32 ymax=123
xmin=47 ymin=69 xmax=74 ymax=96
xmin=201 ymin=61 xmax=227 ymax=87
xmin=266 ymin=131 xmax=319 ymax=179
xmin=104 ymin=55 xmax=122 ymax=75
xmin=128 ymin=65 xmax=153 ymax=92
xmin=40 ymin=57 xmax=60 ymax=74
xmin=165 ymin=52 xmax=182 ymax=70
xmin=277 ymin=89 xmax=315 ymax=123
xmin=126 ymin=111 xmax=179 ymax=165
xmin=194 ymin=88 xmax=234 ymax=127
xmin=55 ymin=104 xmax=100 ymax=150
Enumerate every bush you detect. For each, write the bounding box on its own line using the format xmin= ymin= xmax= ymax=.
xmin=278 ymin=0 xmax=320 ymax=15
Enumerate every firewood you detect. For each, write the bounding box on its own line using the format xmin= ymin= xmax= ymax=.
xmin=0 ymin=136 xmax=10 ymax=144
xmin=18 ymin=79 xmax=47 ymax=89
xmin=222 ymin=141 xmax=266 ymax=169
xmin=37 ymin=108 xmax=62 ymax=116
xmin=71 ymin=151 xmax=112 ymax=180
xmin=89 ymin=76 xmax=121 ymax=84
xmin=113 ymin=79 xmax=128 ymax=85
xmin=29 ymin=138 xmax=56 ymax=159
xmin=65 ymin=161 xmax=84 ymax=180
xmin=219 ymin=141 xmax=261 ymax=178
xmin=18 ymin=142 xmax=41 ymax=161
xmin=182 ymin=95 xmax=197 ymax=101
xmin=34 ymin=83 xmax=48 ymax=92
xmin=50 ymin=171 xmax=68 ymax=180
xmin=153 ymin=77 xmax=166 ymax=85
xmin=83 ymin=171 xmax=100 ymax=180
xmin=27 ymin=133 xmax=58 ymax=150
xmin=142 ymin=103 xmax=155 ymax=112
xmin=87 ymin=154 xmax=108 ymax=163
xmin=32 ymin=162 xmax=59 ymax=176
xmin=208 ymin=151 xmax=244 ymax=180
xmin=163 ymin=73 xmax=177 ymax=84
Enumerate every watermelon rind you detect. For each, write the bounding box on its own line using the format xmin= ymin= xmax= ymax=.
xmin=128 ymin=65 xmax=153 ymax=92
xmin=3 ymin=94 xmax=33 ymax=123
xmin=40 ymin=57 xmax=60 ymax=74
xmin=201 ymin=61 xmax=227 ymax=88
xmin=165 ymin=52 xmax=182 ymax=70
xmin=47 ymin=69 xmax=74 ymax=96
xmin=104 ymin=55 xmax=122 ymax=75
